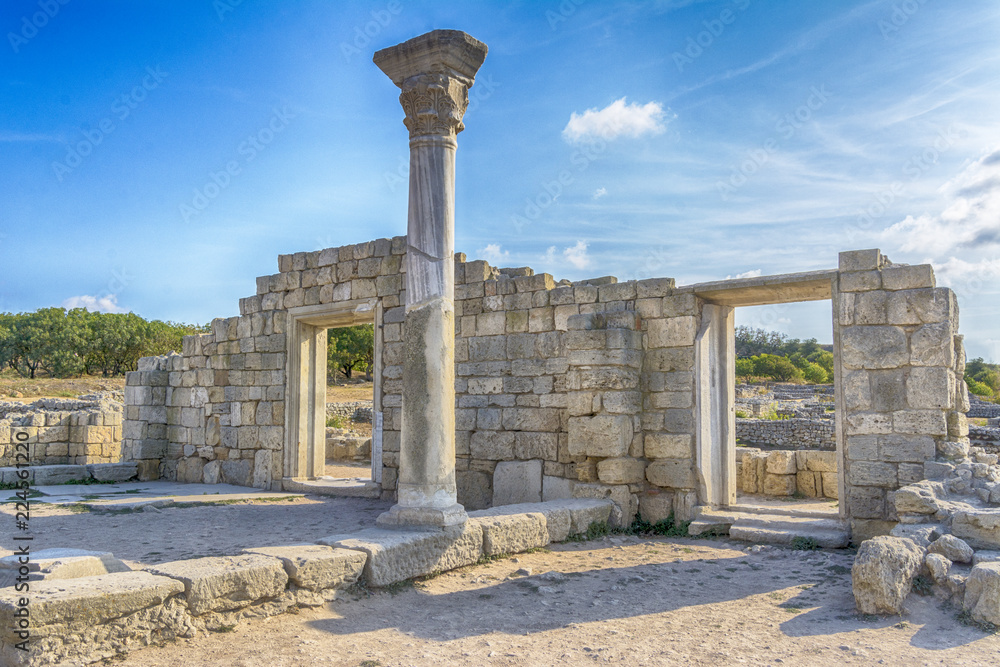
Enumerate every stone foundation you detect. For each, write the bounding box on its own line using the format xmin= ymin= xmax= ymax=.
xmin=0 ymin=394 xmax=123 ymax=467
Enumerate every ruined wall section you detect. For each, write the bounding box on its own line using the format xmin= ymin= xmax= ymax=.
xmin=836 ymin=249 xmax=966 ymax=535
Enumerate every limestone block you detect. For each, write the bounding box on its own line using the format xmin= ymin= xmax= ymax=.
xmin=796 ymin=471 xmax=819 ymax=498
xmin=176 ymin=457 xmax=206 ymax=484
xmin=848 ymin=461 xmax=897 ymax=488
xmin=880 ymin=434 xmax=936 ymax=463
xmin=646 ymin=459 xmax=696 ymax=489
xmin=572 ymin=483 xmax=636 ymax=528
xmin=471 ymin=430 xmax=514 ymax=460
xmin=843 ymin=370 xmax=873 ymax=411
xmin=647 ymin=317 xmax=697 ymax=348
xmin=952 ymin=510 xmax=1000 ymax=550
xmin=471 ymin=512 xmax=549 ymax=556
xmin=927 ymin=535 xmax=974 ymax=564
xmin=820 ymin=472 xmax=839 ymax=499
xmin=894 ymin=481 xmax=940 ymax=515
xmin=797 ymin=450 xmax=837 ymax=473
xmin=852 ymin=536 xmax=925 ymax=614
xmin=0 ymin=572 xmax=187 ymax=666
xmin=493 ymin=459 xmax=542 ymax=506
xmin=841 ymin=326 xmax=908 ymax=369
xmin=87 ymin=462 xmax=138 ymax=483
xmin=840 ymin=270 xmax=881 ymax=292
xmin=253 ymin=450 xmax=272 ymax=488
xmin=319 ymin=523 xmax=483 ymax=588
xmin=964 ymin=563 xmax=1000 ymax=626
xmin=854 ymin=291 xmax=888 ymax=325
xmin=27 ymin=464 xmax=88 ymax=485
xmin=203 ymin=460 xmax=222 ymax=484
xmin=882 ymin=264 xmax=934 ymax=291
xmin=869 ymin=370 xmax=907 ymax=411
xmin=973 ymin=551 xmax=1000 ymax=566
xmin=906 ymin=366 xmax=954 ymax=410
xmin=147 ymin=554 xmax=288 ymax=615
xmin=739 ymin=450 xmax=766 ymax=494
xmin=456 ymin=470 xmax=492 ymax=511
xmin=514 ymin=432 xmax=558 ymax=460
xmin=243 ymin=545 xmax=365 ymax=593
xmin=892 ymin=411 xmax=947 ymax=436
xmin=638 ymin=491 xmax=674 ymax=523
xmin=839 ymin=249 xmax=882 ymax=272
xmin=644 ymin=433 xmax=692 ymax=459
xmin=471 ymin=501 xmax=569 ymax=542
xmin=501 ymin=407 xmax=561 ymax=432
xmin=567 ymin=415 xmax=633 ymax=457
xmin=763 ymin=473 xmax=796 ymax=496
xmin=597 ymin=457 xmax=646 ymax=485
xmin=910 ymin=322 xmax=954 ymax=367
xmin=221 ymin=459 xmax=252 ymax=487
xmin=887 ymin=288 xmax=953 ymax=325
xmin=765 ymin=450 xmax=797 ymax=475
xmin=925 ymin=552 xmax=951 ymax=583
xmin=0 ymin=549 xmax=130 ymax=586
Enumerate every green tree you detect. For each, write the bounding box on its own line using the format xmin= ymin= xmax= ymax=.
xmin=327 ymin=324 xmax=374 ymax=380
xmin=750 ymin=353 xmax=803 ymax=382
xmin=735 ymin=358 xmax=754 ymax=378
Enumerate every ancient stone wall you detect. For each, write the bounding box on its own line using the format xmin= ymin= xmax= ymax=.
xmin=736 ymin=417 xmax=836 ymax=450
xmin=835 ymin=249 xmax=967 ymax=537
xmin=968 ymin=396 xmax=1000 ymax=419
xmin=325 ymin=401 xmax=373 ymax=423
xmin=121 ymin=242 xmax=964 ymax=537
xmin=736 ymin=447 xmax=838 ymax=499
xmin=0 ymin=394 xmax=123 ymax=467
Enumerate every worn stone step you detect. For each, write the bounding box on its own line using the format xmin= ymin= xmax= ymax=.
xmin=729 ymin=525 xmax=850 ymax=549
xmin=689 ymin=507 xmax=850 ymax=548
xmin=282 ymin=478 xmax=381 ymax=498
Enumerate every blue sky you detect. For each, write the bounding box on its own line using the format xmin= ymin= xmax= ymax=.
xmin=1 ymin=0 xmax=999 ymax=361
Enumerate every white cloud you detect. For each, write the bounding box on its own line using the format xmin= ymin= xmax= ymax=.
xmin=562 ymin=98 xmax=669 ymax=144
xmin=476 ymin=243 xmax=510 ymax=265
xmin=881 ymin=146 xmax=1000 ymax=254
xmin=932 ymin=256 xmax=1000 ymax=293
xmin=543 ymin=246 xmax=557 ymax=263
xmin=726 ymin=269 xmax=762 ymax=279
xmin=592 ymin=187 xmax=607 ymax=200
xmin=61 ymin=294 xmax=128 ymax=313
xmin=563 ymin=240 xmax=591 ymax=270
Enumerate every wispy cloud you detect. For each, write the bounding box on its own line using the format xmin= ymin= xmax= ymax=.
xmin=562 ymin=98 xmax=669 ymax=143
xmin=563 ymin=240 xmax=590 ymax=269
xmin=881 ymin=145 xmax=1000 ymax=254
xmin=592 ymin=187 xmax=607 ymax=200
xmin=475 ymin=243 xmax=510 ymax=265
xmin=61 ymin=294 xmax=128 ymax=313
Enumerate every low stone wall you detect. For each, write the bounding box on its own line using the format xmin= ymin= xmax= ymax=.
xmin=0 ymin=499 xmax=612 ymax=666
xmin=0 ymin=394 xmax=124 ymax=467
xmin=325 ymin=401 xmax=373 ymax=423
xmin=325 ymin=428 xmax=371 ymax=461
xmin=969 ymin=396 xmax=1000 ymax=419
xmin=736 ymin=447 xmax=838 ymax=499
xmin=736 ymin=417 xmax=836 ymax=450
xmin=970 ymin=426 xmax=1000 ymax=455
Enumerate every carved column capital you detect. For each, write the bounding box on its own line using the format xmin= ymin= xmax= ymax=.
xmin=397 ymin=73 xmax=471 ymax=140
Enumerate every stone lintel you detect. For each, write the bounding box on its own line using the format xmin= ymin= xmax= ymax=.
xmin=374 ymin=30 xmax=487 ymax=86
xmin=686 ymin=269 xmax=837 ymax=307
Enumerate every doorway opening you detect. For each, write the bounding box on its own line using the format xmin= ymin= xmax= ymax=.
xmin=693 ymin=270 xmax=844 ymax=521
xmin=283 ymin=299 xmax=383 ymax=496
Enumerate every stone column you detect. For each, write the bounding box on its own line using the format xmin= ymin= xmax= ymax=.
xmin=374 ymin=30 xmax=487 ymax=528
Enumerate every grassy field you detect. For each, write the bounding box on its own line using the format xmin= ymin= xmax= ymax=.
xmin=0 ymin=370 xmax=125 ymax=400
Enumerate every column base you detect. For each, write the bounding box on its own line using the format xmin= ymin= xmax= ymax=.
xmin=376 ymin=503 xmax=468 ymax=529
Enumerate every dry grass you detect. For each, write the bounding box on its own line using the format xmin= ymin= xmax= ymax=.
xmin=327 ymin=380 xmax=374 ymax=402
xmin=0 ymin=371 xmax=125 ymax=400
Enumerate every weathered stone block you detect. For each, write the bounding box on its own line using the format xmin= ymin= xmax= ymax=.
xmin=572 ymin=483 xmax=636 ymax=528
xmin=964 ymin=563 xmax=1000 ymax=627
xmin=493 ymin=459 xmax=543 ymax=505
xmin=763 ymin=473 xmax=796 ymax=496
xmin=646 ymin=459 xmax=696 ymax=489
xmin=797 ymin=450 xmax=837 ymax=472
xmin=906 ymin=366 xmax=954 ymax=410
xmin=848 ymin=461 xmax=897 ymax=488
xmin=644 ymin=433 xmax=692 ymax=459
xmin=243 ymin=545 xmax=365 ymax=593
xmin=647 ymin=316 xmax=697 ymax=348
xmin=765 ymin=450 xmax=796 ymax=475
xmin=597 ymin=457 xmax=646 ymax=485
xmin=880 ymin=434 xmax=936 ymax=463
xmin=839 ymin=249 xmax=882 ymax=272
xmin=638 ymin=491 xmax=674 ymax=523
xmin=882 ymin=264 xmax=934 ymax=291
xmin=457 ymin=470 xmax=492 ymax=511
xmin=952 ymin=510 xmax=1000 ymax=550
xmin=910 ymin=322 xmax=954 ymax=367
xmin=470 ymin=430 xmax=515 ymax=460
xmin=319 ymin=523 xmax=483 ymax=588
xmin=841 ymin=326 xmax=908 ymax=369
xmin=852 ymin=536 xmax=924 ymax=615
xmin=567 ymin=415 xmax=633 ymax=457
xmin=147 ymin=554 xmax=288 ymax=615
xmin=0 ymin=549 xmax=130 ymax=585
xmin=927 ymin=535 xmax=974 ymax=564
xmin=470 ymin=512 xmax=549 ymax=556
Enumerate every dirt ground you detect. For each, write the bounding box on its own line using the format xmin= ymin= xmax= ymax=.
xmin=3 ymin=498 xmax=999 ymax=666
xmin=327 ymin=381 xmax=375 ymax=403
xmin=0 ymin=372 xmax=124 ymax=399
